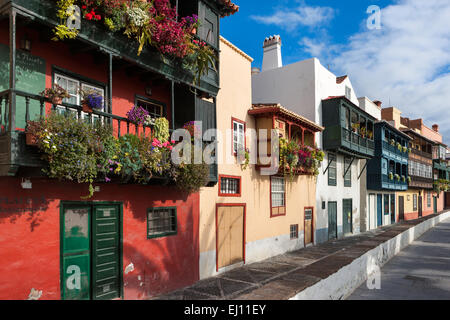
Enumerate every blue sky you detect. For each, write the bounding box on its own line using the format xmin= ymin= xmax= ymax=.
xmin=220 ymin=0 xmax=450 ymax=146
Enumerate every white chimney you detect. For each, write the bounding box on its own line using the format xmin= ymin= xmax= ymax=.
xmin=262 ymin=35 xmax=282 ymax=72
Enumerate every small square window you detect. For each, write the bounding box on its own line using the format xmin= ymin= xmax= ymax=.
xmin=147 ymin=207 xmax=177 ymax=239
xmin=219 ymin=176 xmax=241 ymax=197
xmin=290 ymin=224 xmax=299 ymax=240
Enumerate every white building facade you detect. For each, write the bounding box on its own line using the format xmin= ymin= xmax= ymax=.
xmin=252 ymin=38 xmax=376 ymax=243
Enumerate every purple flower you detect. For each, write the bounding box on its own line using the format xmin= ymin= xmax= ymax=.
xmin=105 ymin=177 xmax=111 ymax=183
xmin=127 ymin=106 xmax=149 ymax=125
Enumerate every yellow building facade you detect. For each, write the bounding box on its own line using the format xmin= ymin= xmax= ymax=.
xmin=199 ymin=37 xmax=323 ymax=279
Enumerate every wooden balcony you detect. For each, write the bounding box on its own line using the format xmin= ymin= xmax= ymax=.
xmin=0 ymin=88 xmax=218 ymax=185
xmin=322 ymin=97 xmax=376 ymax=159
xmin=0 ymin=0 xmax=221 ymax=96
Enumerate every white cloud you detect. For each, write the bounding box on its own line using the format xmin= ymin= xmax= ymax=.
xmin=300 ymin=37 xmax=326 ymax=57
xmin=332 ymin=0 xmax=450 ymax=144
xmin=250 ymin=5 xmax=334 ymax=31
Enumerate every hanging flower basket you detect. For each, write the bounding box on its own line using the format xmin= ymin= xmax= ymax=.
xmin=82 ymin=102 xmax=93 ymax=113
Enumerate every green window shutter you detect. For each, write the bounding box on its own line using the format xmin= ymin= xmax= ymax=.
xmin=344 ymin=156 xmax=352 ymax=187
xmin=328 ymin=153 xmax=337 ymax=186
xmin=198 ymin=1 xmax=218 ymax=48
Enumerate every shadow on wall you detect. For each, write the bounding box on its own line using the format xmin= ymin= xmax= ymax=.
xmin=0 ymin=186 xmax=51 ymax=232
xmin=123 ymin=190 xmax=199 ymax=299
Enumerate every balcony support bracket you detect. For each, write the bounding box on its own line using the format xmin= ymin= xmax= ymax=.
xmin=343 ymin=156 xmax=355 ymax=178
xmin=358 ymin=160 xmax=368 ymax=180
xmin=322 ymin=155 xmax=336 ymax=175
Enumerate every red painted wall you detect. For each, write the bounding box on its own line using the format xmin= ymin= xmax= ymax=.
xmin=0 ymin=23 xmax=172 ymax=131
xmin=0 ymin=177 xmax=199 ymax=300
xmin=0 ymin=24 xmax=198 ymax=300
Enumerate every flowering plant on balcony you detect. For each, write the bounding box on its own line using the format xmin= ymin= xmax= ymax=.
xmin=402 ymin=175 xmax=406 ymax=182
xmin=279 ymin=138 xmax=324 ymax=178
xmin=53 ymin=0 xmax=215 ymax=85
xmin=40 ymin=84 xmax=71 ymax=105
xmin=394 ymin=173 xmax=400 ymax=181
xmin=127 ymin=105 xmax=150 ymax=125
xmin=367 ymin=130 xmax=373 ymax=140
xmin=183 ymin=121 xmax=202 ymax=140
xmin=359 ymin=126 xmax=366 ymax=138
xmin=27 ymin=111 xmax=209 ymax=197
xmin=80 ymin=88 xmax=103 ymax=112
xmin=407 ymin=176 xmax=411 ymax=184
xmin=433 ymin=179 xmax=450 ymax=193
xmin=389 ymin=172 xmax=394 ymax=180
xmin=351 ymin=123 xmax=359 ymax=133
xmin=390 ymin=139 xmax=396 ymax=146
xmin=402 ymin=146 xmax=408 ymax=153
xmin=397 ymin=142 xmax=402 ymax=152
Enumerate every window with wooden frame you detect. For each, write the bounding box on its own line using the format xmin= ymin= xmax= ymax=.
xmin=328 ymin=153 xmax=337 ymax=186
xmin=344 ymin=156 xmax=352 ymax=187
xmin=54 ymin=72 xmax=105 ymax=121
xmin=290 ymin=224 xmax=299 ymax=239
xmin=427 ymin=192 xmax=431 ymax=208
xmin=135 ymin=95 xmax=165 ymax=119
xmin=147 ymin=207 xmax=177 ymax=239
xmin=271 ymin=176 xmax=286 ymax=217
xmin=413 ymin=194 xmax=418 ymax=211
xmin=232 ymin=118 xmax=246 ymax=155
xmin=218 ymin=175 xmax=241 ymax=197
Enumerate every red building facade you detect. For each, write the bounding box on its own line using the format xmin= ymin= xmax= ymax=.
xmin=0 ymin=0 xmax=238 ymax=300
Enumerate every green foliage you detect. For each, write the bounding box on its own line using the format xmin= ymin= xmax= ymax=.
xmin=173 ymin=146 xmax=209 ymax=193
xmin=27 ymin=113 xmax=209 ymax=197
xmin=153 ymin=117 xmax=170 ymax=143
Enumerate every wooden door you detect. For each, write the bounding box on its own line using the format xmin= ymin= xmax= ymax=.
xmin=304 ymin=208 xmax=313 ymax=246
xmin=399 ymin=196 xmax=405 ymax=221
xmin=328 ymin=202 xmax=337 ymax=240
xmin=377 ymin=195 xmax=383 ymax=227
xmin=418 ymin=196 xmax=423 ymax=217
xmin=217 ymin=205 xmax=245 ymax=270
xmin=61 ymin=203 xmax=122 ymax=300
xmin=343 ymin=199 xmax=353 ymax=235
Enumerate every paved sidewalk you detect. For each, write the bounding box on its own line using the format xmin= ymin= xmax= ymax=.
xmin=348 ymin=217 xmax=450 ymax=300
xmin=153 ymin=213 xmax=445 ymax=300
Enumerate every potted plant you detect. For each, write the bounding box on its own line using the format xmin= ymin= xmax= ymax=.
xmin=367 ymin=130 xmax=373 ymax=140
xmin=80 ymin=89 xmax=103 ymax=113
xmin=40 ymin=84 xmax=70 ymax=105
xmin=389 ymin=172 xmax=394 ymax=180
xmin=25 ymin=120 xmax=42 ymax=146
xmin=401 ymin=175 xmax=406 ymax=182
xmin=390 ymin=139 xmax=396 ymax=146
xmin=126 ymin=105 xmax=149 ymax=126
xmin=407 ymin=176 xmax=412 ymax=184
xmin=351 ymin=123 xmax=359 ymax=133
xmin=402 ymin=146 xmax=408 ymax=153
xmin=394 ymin=173 xmax=400 ymax=181
xmin=359 ymin=127 xmax=366 ymax=138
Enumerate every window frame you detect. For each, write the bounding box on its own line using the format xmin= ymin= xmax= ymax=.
xmin=270 ymin=176 xmax=286 ymax=218
xmin=134 ymin=95 xmax=166 ymax=119
xmin=290 ymin=224 xmax=299 ymax=240
xmin=328 ymin=153 xmax=337 ymax=186
xmin=53 ymin=69 xmax=106 ymax=121
xmin=218 ymin=174 xmax=242 ymax=197
xmin=147 ymin=207 xmax=178 ymax=239
xmin=413 ymin=194 xmax=418 ymax=211
xmin=231 ymin=117 xmax=246 ymax=156
xmin=344 ymin=156 xmax=352 ymax=187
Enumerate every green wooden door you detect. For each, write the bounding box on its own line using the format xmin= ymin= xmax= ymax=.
xmin=61 ymin=206 xmax=91 ymax=300
xmin=92 ymin=205 xmax=121 ymax=300
xmin=328 ymin=202 xmax=337 ymax=240
xmin=343 ymin=199 xmax=353 ymax=235
xmin=61 ymin=203 xmax=122 ymax=300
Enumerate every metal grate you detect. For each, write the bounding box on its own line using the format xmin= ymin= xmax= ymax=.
xmin=147 ymin=208 xmax=177 ymax=238
xmin=220 ymin=177 xmax=240 ymax=195
xmin=290 ymin=224 xmax=299 ymax=239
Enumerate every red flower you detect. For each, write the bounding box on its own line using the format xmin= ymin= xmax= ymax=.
xmin=85 ymin=13 xmax=93 ymax=20
xmin=95 ymin=15 xmax=101 ymax=21
xmin=82 ymin=5 xmax=87 ymax=9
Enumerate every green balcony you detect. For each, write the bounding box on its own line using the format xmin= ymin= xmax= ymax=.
xmin=322 ymin=96 xmax=376 ymax=159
